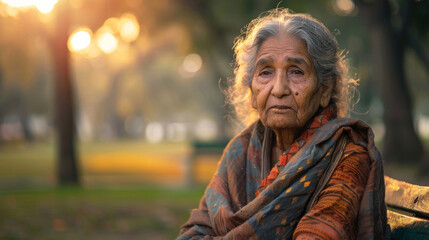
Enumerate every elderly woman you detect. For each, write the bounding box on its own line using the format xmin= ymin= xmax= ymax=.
xmin=178 ymin=9 xmax=389 ymax=240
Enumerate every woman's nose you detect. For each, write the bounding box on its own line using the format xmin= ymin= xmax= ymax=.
xmin=271 ymin=71 xmax=291 ymax=98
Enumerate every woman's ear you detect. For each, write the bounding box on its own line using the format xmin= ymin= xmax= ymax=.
xmin=320 ymin=89 xmax=332 ymax=107
xmin=320 ymin=78 xmax=334 ymax=108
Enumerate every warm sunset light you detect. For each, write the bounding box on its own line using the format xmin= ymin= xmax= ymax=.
xmin=34 ymin=0 xmax=58 ymax=14
xmin=68 ymin=27 xmax=92 ymax=53
xmin=104 ymin=17 xmax=120 ymax=33
xmin=1 ymin=0 xmax=33 ymax=8
xmin=96 ymin=28 xmax=118 ymax=54
xmin=119 ymin=13 xmax=140 ymax=43
xmin=1 ymin=0 xmax=58 ymax=14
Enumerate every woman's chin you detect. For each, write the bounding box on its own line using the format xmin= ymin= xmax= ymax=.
xmin=265 ymin=120 xmax=297 ymax=131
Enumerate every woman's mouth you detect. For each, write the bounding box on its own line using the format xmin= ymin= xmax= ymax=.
xmin=271 ymin=105 xmax=290 ymax=109
xmin=269 ymin=105 xmax=293 ymax=113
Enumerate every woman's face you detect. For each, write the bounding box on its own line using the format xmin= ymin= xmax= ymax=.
xmin=251 ymin=34 xmax=331 ymax=131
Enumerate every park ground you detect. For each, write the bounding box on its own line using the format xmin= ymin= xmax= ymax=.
xmin=0 ymin=140 xmax=428 ymax=239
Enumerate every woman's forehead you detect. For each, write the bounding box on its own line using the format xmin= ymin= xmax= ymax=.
xmin=255 ymin=35 xmax=311 ymax=67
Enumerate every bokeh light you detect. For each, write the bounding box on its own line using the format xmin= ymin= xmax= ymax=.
xmin=119 ymin=13 xmax=140 ymax=43
xmin=146 ymin=122 xmax=164 ymax=143
xmin=195 ymin=119 xmax=218 ymax=141
xmin=1 ymin=0 xmax=33 ymax=8
xmin=68 ymin=27 xmax=92 ymax=53
xmin=182 ymin=53 xmax=202 ymax=73
xmin=4 ymin=6 xmax=19 ymax=17
xmin=96 ymin=27 xmax=118 ymax=54
xmin=104 ymin=17 xmax=120 ymax=33
xmin=332 ymin=0 xmax=355 ymax=16
xmin=1 ymin=0 xmax=58 ymax=14
xmin=34 ymin=0 xmax=58 ymax=14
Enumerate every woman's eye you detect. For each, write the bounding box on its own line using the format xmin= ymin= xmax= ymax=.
xmin=258 ymin=68 xmax=273 ymax=77
xmin=289 ymin=68 xmax=303 ymax=75
xmin=260 ymin=70 xmax=271 ymax=76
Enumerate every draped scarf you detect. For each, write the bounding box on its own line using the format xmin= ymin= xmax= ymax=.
xmin=255 ymin=106 xmax=336 ymax=197
xmin=178 ymin=106 xmax=388 ymax=240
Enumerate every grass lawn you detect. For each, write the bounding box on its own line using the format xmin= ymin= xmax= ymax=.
xmin=0 ymin=140 xmax=211 ymax=240
xmin=0 ymin=186 xmax=205 ymax=240
xmin=0 ymin=140 xmax=219 ymax=189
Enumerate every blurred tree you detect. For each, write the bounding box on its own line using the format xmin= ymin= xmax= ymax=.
xmin=354 ymin=0 xmax=428 ymax=167
xmin=0 ymin=1 xmax=79 ymax=184
xmin=0 ymin=15 xmax=46 ymax=143
xmin=51 ymin=0 xmax=80 ymax=186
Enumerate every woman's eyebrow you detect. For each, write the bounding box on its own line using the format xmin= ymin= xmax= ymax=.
xmin=254 ymin=56 xmax=310 ymax=69
xmin=255 ymin=56 xmax=274 ymax=69
xmin=285 ymin=57 xmax=309 ymax=67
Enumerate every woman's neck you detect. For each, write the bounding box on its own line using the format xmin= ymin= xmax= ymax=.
xmin=274 ymin=128 xmax=301 ymax=151
xmin=270 ymin=128 xmax=301 ymax=167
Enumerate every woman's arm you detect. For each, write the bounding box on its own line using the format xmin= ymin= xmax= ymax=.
xmin=293 ymin=142 xmax=371 ymax=240
xmin=177 ymin=133 xmax=247 ymax=240
xmin=178 ymin=166 xmax=230 ymax=240
xmin=177 ymin=197 xmax=218 ymax=240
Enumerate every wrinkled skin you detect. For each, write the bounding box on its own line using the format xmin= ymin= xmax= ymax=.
xmin=251 ymin=34 xmax=332 ymax=155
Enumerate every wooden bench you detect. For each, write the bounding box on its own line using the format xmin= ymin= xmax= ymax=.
xmin=385 ymin=176 xmax=429 ymax=239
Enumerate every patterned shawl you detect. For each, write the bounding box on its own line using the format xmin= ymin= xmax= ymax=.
xmin=178 ymin=107 xmax=389 ymax=239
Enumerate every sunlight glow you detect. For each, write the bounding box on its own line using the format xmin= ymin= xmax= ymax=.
xmin=68 ymin=27 xmax=92 ymax=53
xmin=4 ymin=6 xmax=19 ymax=17
xmin=182 ymin=53 xmax=202 ymax=73
xmin=332 ymin=0 xmax=355 ymax=16
xmin=104 ymin=17 xmax=120 ymax=32
xmin=1 ymin=0 xmax=33 ymax=8
xmin=119 ymin=13 xmax=140 ymax=43
xmin=1 ymin=0 xmax=58 ymax=14
xmin=69 ymin=0 xmax=83 ymax=9
xmin=96 ymin=27 xmax=118 ymax=54
xmin=35 ymin=0 xmax=58 ymax=14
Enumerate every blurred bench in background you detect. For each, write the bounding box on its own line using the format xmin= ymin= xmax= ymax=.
xmin=385 ymin=176 xmax=429 ymax=239
xmin=185 ymin=140 xmax=228 ymax=186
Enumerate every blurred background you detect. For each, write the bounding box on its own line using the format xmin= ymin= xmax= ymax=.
xmin=0 ymin=0 xmax=428 ymax=239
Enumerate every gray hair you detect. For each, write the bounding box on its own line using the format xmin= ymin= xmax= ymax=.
xmin=228 ymin=9 xmax=355 ymax=126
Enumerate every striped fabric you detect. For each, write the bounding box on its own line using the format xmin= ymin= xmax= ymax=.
xmin=178 ymin=107 xmax=389 ymax=240
xmin=293 ymin=143 xmax=371 ymax=239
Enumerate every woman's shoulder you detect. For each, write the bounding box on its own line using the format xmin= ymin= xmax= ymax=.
xmin=321 ymin=117 xmax=379 ymax=156
xmin=327 ymin=117 xmax=376 ymax=136
xmin=339 ymin=140 xmax=371 ymax=174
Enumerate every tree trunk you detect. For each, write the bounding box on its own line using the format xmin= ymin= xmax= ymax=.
xmin=51 ymin=0 xmax=80 ymax=186
xmin=356 ymin=0 xmax=423 ymax=164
